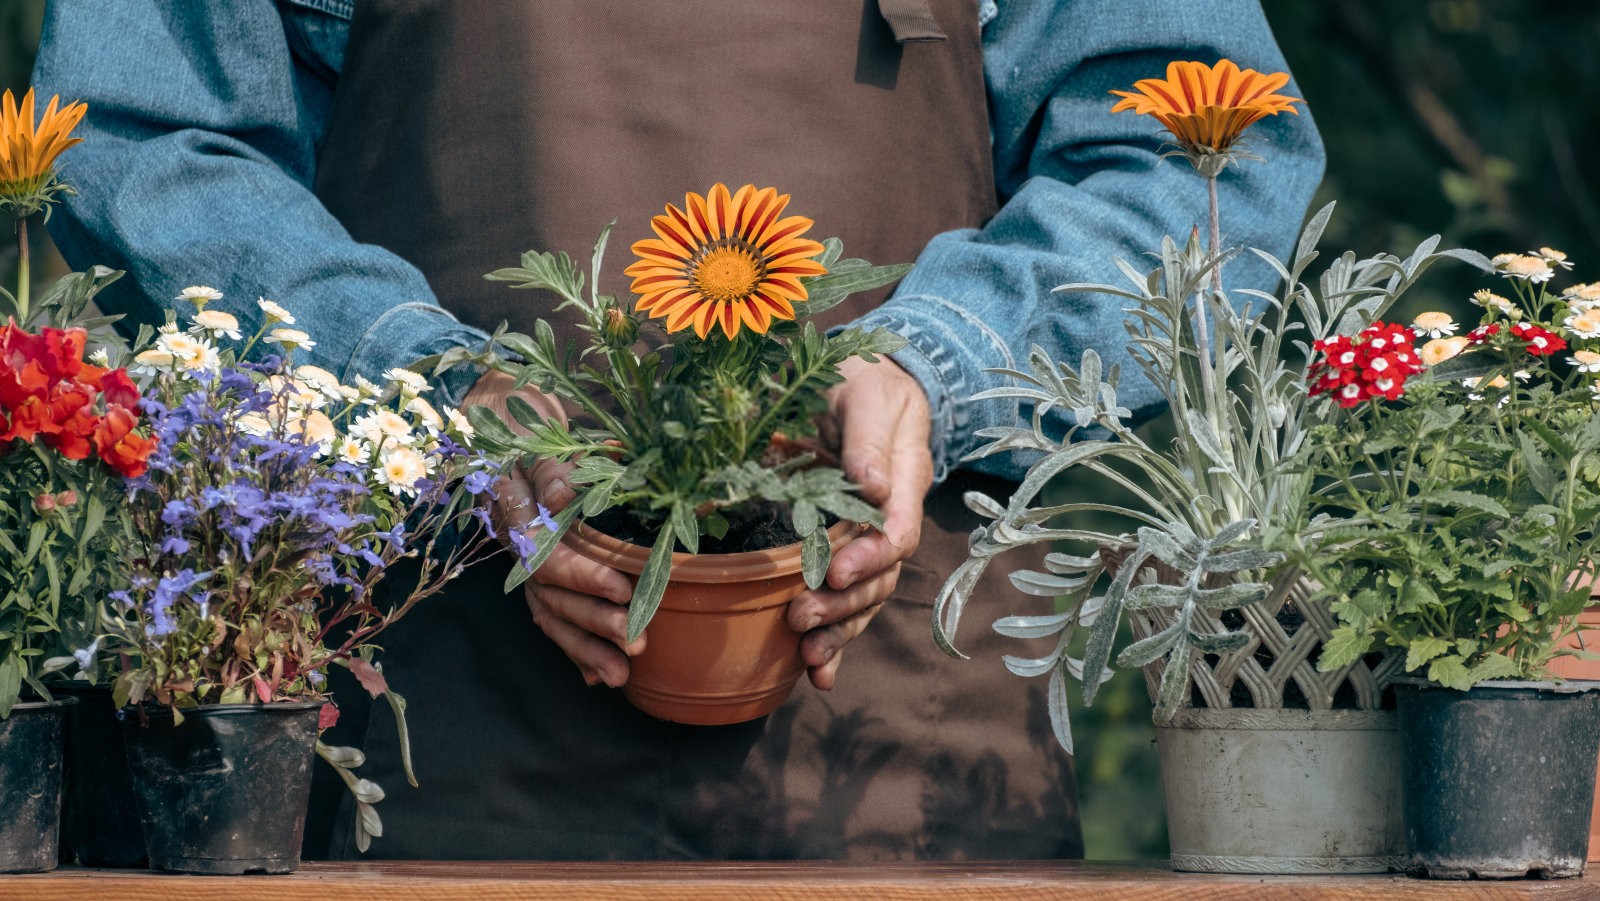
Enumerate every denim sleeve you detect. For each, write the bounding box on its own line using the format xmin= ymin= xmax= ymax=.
xmin=31 ymin=0 xmax=487 ymax=401
xmin=851 ymin=0 xmax=1326 ymax=482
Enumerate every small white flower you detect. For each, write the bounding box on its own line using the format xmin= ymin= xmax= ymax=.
xmin=444 ymin=407 xmax=475 ymax=441
xmin=190 ymin=309 xmax=242 ymax=341
xmin=1411 ymin=311 xmax=1457 ymax=339
xmin=176 ymin=285 xmax=223 ymax=308
xmin=1419 ymin=337 xmax=1469 ymax=367
xmin=1562 ymin=282 xmax=1600 ymax=309
xmin=1471 ymin=289 xmax=1517 ymax=317
xmin=1536 ymin=247 xmax=1573 ymax=270
xmin=1513 ymin=369 xmax=1532 ymax=382
xmin=406 ymin=396 xmax=443 ymax=433
xmin=375 ymin=446 xmax=429 ymax=496
xmin=334 ymin=437 xmax=371 ymax=466
xmin=88 ymin=347 xmax=110 ymax=367
xmin=1590 ymin=381 xmax=1600 ymax=403
xmin=266 ymin=328 xmax=316 ymax=351
xmin=1565 ymin=308 xmax=1600 ymax=340
xmin=1370 ymin=336 xmax=1388 ymax=350
xmin=1492 ymin=253 xmax=1554 ymax=283
xmin=1338 ymin=351 xmax=1355 ymax=366
xmin=1369 ymin=356 xmax=1390 ymax=373
xmin=353 ymin=375 xmax=382 ymax=405
xmin=257 ymin=298 xmax=295 ymax=325
xmin=384 ymin=367 xmax=431 ymax=396
xmin=157 ymin=330 xmax=220 ymax=374
xmin=1569 ymin=351 xmax=1600 ymax=374
xmin=289 ymin=410 xmax=337 ymax=455
xmin=294 ymin=364 xmax=346 ymax=401
xmin=1374 ymin=377 xmax=1396 ymax=393
xmin=352 ymin=409 xmax=417 ymax=446
xmin=132 ymin=348 xmax=177 ymax=375
xmin=236 ymin=412 xmax=273 ymax=437
xmin=1340 ymin=384 xmax=1361 ymax=401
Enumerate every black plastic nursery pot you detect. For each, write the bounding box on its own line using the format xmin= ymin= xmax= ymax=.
xmin=120 ymin=701 xmax=322 ymax=875
xmin=0 ymin=696 xmax=75 ymax=873
xmin=1395 ymin=679 xmax=1600 ymax=879
xmin=57 ymin=683 xmax=147 ymax=867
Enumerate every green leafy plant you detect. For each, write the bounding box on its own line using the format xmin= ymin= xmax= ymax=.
xmin=1296 ymin=252 xmax=1600 ymax=689
xmin=458 ymin=186 xmax=909 ymax=642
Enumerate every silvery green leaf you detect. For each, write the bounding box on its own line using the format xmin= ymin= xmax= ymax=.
xmin=626 ymin=522 xmax=676 ymax=642
xmin=1124 ymin=582 xmax=1190 ymax=610
xmin=1153 ymin=637 xmax=1193 ymax=723
xmin=1208 ymin=518 xmax=1256 ymax=547
xmin=1202 ymin=548 xmax=1282 ymax=573
xmin=589 ymin=220 xmax=614 ymax=305
xmin=992 ymin=610 xmax=1074 ymax=639
xmin=792 ymin=500 xmax=821 ymax=536
xmin=357 ymin=801 xmax=382 ymax=849
xmin=933 ymin=558 xmax=989 ymax=660
xmin=801 ymin=528 xmax=831 ymax=590
xmin=1081 ymin=550 xmax=1142 ymax=706
xmin=1192 ymin=582 xmax=1270 ymax=610
xmin=1007 ymin=569 xmax=1093 ymax=597
xmin=671 ymin=500 xmax=699 ymax=555
xmin=1423 ymin=490 xmax=1510 ymax=520
xmin=1135 ymin=527 xmax=1194 ymax=571
xmin=383 ymin=689 xmax=419 ymax=788
xmin=319 ymin=743 xmax=367 ymax=769
xmin=1294 ymin=201 xmax=1336 ymax=274
xmin=1188 ymin=630 xmax=1251 ymax=654
xmin=1047 ymin=663 xmax=1074 ymax=755
xmin=962 ymin=491 xmax=1006 ymax=520
xmin=1003 ymin=640 xmax=1067 ymax=677
xmin=1044 ymin=551 xmax=1100 ymax=574
xmin=1184 ymin=409 xmax=1232 ymax=474
xmin=1116 ymin=620 xmax=1182 ymax=668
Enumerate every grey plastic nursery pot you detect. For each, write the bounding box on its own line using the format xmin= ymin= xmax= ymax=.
xmin=57 ymin=683 xmax=146 ymax=867
xmin=1156 ymin=708 xmax=1405 ymax=874
xmin=0 ymin=696 xmax=75 ymax=873
xmin=1395 ymin=678 xmax=1600 ymax=879
xmin=121 ymin=701 xmax=321 ymax=875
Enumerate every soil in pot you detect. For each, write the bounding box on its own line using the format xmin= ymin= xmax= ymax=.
xmin=56 ymin=682 xmax=146 ymax=867
xmin=1396 ymin=679 xmax=1600 ymax=879
xmin=566 ymin=517 xmax=860 ymax=726
xmin=121 ymin=701 xmax=321 ymax=875
xmin=0 ymin=696 xmax=75 ymax=873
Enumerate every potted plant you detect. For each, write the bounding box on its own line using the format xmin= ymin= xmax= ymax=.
xmin=931 ymin=59 xmax=1485 ymax=874
xmin=0 ymin=87 xmax=155 ymax=874
xmin=461 ymin=184 xmax=908 ymax=725
xmin=84 ymin=303 xmax=525 ymax=874
xmin=1295 ymin=252 xmax=1600 ymax=879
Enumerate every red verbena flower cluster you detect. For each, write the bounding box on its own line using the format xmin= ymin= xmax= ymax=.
xmin=0 ymin=323 xmax=155 ymax=477
xmin=1308 ymin=322 xmax=1426 ymax=408
xmin=1466 ymin=323 xmax=1500 ymax=344
xmin=1509 ymin=322 xmax=1566 ymax=357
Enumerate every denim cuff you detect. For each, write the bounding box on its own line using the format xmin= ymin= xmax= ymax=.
xmin=848 ymin=294 xmax=1019 ymax=484
xmin=345 ymin=302 xmax=491 ymax=407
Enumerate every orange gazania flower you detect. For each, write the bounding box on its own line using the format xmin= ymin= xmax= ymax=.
xmin=1109 ymin=59 xmax=1301 ymax=157
xmin=626 ymin=183 xmax=827 ymax=340
xmin=0 ymin=87 xmax=86 ymax=209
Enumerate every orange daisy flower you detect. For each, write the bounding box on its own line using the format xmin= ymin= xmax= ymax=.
xmin=1109 ymin=59 xmax=1301 ymax=157
xmin=0 ymin=87 xmax=86 ymax=211
xmin=626 ymin=183 xmax=827 ymax=340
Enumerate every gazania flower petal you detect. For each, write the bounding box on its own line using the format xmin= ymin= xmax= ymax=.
xmin=1109 ymin=58 xmax=1301 ymax=157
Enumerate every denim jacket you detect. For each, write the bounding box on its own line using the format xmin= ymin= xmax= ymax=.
xmin=33 ymin=0 xmax=1323 ymax=481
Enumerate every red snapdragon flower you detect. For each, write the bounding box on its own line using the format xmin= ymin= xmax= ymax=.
xmin=1308 ymin=322 xmax=1426 ymax=407
xmin=0 ymin=323 xmax=155 ymax=477
xmin=1509 ymin=322 xmax=1566 ymax=357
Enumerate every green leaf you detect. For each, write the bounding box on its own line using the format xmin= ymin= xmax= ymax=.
xmin=703 ymin=513 xmax=729 ymax=541
xmin=801 ymin=262 xmax=913 ymax=316
xmin=1082 ymin=550 xmax=1144 ymax=706
xmin=1201 ymin=548 xmax=1282 ymax=573
xmin=1152 ymin=634 xmax=1193 ymax=723
xmin=466 ymin=404 xmax=519 ymax=451
xmin=670 ymin=500 xmax=698 ymax=555
xmin=1317 ymin=625 xmax=1371 ymax=671
xmin=0 ymin=655 xmax=19 ymax=718
xmin=1519 ymin=432 xmax=1558 ymax=501
xmin=1424 ymin=490 xmax=1510 ymax=520
xmin=504 ymin=394 xmax=552 ymax=431
xmin=384 ymin=689 xmax=420 ymax=788
xmin=1426 ymin=654 xmax=1476 ymax=691
xmin=1116 ymin=620 xmax=1182 ymax=668
xmin=503 ymin=500 xmax=583 ymax=593
xmin=1189 ymin=630 xmax=1251 ymax=654
xmin=1466 ymin=653 xmax=1524 ymax=683
xmin=801 ymin=528 xmax=831 ymax=590
xmin=1404 ymin=636 xmax=1452 ymax=672
xmin=626 ymin=522 xmax=676 ymax=642
xmin=791 ymin=500 xmax=820 ymax=537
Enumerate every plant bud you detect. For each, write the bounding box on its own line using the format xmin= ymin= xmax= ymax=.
xmin=602 ymin=303 xmax=638 ymax=346
xmin=33 ymin=493 xmax=56 ymax=512
xmin=55 ymin=489 xmax=78 ymax=508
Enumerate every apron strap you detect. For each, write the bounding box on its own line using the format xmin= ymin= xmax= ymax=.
xmin=877 ymin=0 xmax=947 ymax=43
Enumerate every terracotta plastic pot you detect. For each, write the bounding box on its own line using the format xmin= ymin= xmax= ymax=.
xmin=1547 ymin=604 xmax=1600 ymax=861
xmin=565 ymin=519 xmax=861 ymax=726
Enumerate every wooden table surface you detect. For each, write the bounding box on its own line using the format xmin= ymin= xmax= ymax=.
xmin=3 ymin=861 xmax=1597 ymax=900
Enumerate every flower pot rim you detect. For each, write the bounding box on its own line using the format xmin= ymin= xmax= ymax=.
xmin=1391 ymin=676 xmax=1600 ymax=694
xmin=1155 ymin=708 xmax=1396 ymax=731
xmin=6 ymin=696 xmax=78 ymax=713
xmin=119 ymin=700 xmax=324 ymax=720
xmin=567 ymin=519 xmax=863 ymax=583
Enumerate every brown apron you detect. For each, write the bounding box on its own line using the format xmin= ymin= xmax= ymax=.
xmin=315 ymin=0 xmax=1081 ymax=860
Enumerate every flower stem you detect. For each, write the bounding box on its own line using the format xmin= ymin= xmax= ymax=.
xmin=15 ymin=215 xmax=29 ymax=324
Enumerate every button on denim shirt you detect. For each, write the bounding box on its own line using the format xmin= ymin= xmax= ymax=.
xmin=33 ymin=0 xmax=1323 ymax=482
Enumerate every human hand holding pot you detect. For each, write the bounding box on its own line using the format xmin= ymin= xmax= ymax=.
xmin=788 ymin=354 xmax=933 ymax=691
xmin=465 ymin=371 xmax=642 ymax=689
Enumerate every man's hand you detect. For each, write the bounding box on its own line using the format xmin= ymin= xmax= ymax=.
xmin=465 ymin=371 xmax=640 ymax=688
xmin=787 ymin=355 xmax=933 ymax=690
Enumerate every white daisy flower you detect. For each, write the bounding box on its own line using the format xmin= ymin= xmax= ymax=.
xmin=1536 ymin=247 xmax=1573 ymax=270
xmin=257 ymin=298 xmax=295 ymax=325
xmin=294 ymin=364 xmax=346 ymax=401
xmin=1419 ymin=337 xmax=1469 ymax=367
xmin=289 ymin=410 xmax=337 ymax=455
xmin=444 ymin=407 xmax=475 ymax=441
xmin=236 ymin=412 xmax=273 ymax=438
xmin=88 ymin=347 xmax=110 ymax=367
xmin=190 ymin=309 xmax=242 ymax=341
xmin=132 ymin=348 xmax=177 ymax=375
xmin=266 ymin=328 xmax=315 ymax=351
xmin=1566 ymin=308 xmax=1600 ymax=340
xmin=384 ymin=367 xmax=430 ymax=396
xmin=406 ymin=396 xmax=444 ymax=433
xmin=353 ymin=375 xmax=382 ymax=405
xmin=352 ymin=409 xmax=417 ymax=446
xmin=375 ymin=446 xmax=429 ymax=496
xmin=156 ymin=330 xmax=220 ymax=374
xmin=1492 ymin=253 xmax=1554 ymax=283
xmin=176 ymin=285 xmax=223 ymax=309
xmin=334 ymin=437 xmax=371 ymax=466
xmin=1590 ymin=381 xmax=1600 ymax=403
xmin=1513 ymin=369 xmax=1532 ymax=382
xmin=1569 ymin=350 xmax=1600 ymax=374
xmin=1562 ymin=282 xmax=1600 ymax=308
xmin=1411 ymin=311 xmax=1457 ymax=339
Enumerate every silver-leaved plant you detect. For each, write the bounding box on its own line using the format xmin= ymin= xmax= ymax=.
xmin=932 ymin=202 xmax=1489 ymax=753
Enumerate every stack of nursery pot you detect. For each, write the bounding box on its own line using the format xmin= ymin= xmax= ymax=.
xmin=1546 ymin=586 xmax=1600 ymax=861
xmin=57 ymin=682 xmax=146 ymax=867
xmin=462 ymin=192 xmax=908 ymax=726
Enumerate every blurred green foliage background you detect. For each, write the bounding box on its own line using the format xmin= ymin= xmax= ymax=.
xmin=3 ymin=0 xmax=1595 ymax=861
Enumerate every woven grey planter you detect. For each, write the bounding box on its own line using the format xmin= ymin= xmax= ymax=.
xmin=1124 ymin=565 xmax=1407 ymax=874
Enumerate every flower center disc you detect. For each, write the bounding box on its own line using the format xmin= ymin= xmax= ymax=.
xmin=692 ymin=242 xmax=763 ymax=303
